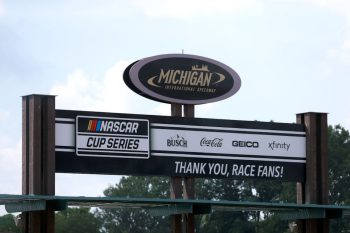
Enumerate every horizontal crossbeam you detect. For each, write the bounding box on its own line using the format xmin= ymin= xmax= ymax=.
xmin=278 ymin=209 xmax=326 ymax=220
xmin=5 ymin=200 xmax=46 ymax=213
xmin=147 ymin=204 xmax=192 ymax=216
xmin=4 ymin=199 xmax=67 ymax=213
xmin=0 ymin=194 xmax=349 ymax=220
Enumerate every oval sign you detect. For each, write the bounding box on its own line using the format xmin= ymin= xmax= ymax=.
xmin=126 ymin=54 xmax=241 ymax=105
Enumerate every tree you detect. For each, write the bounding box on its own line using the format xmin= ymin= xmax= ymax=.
xmin=195 ymin=178 xmax=255 ymax=233
xmin=97 ymin=176 xmax=170 ymax=233
xmin=328 ymin=125 xmax=350 ymax=233
xmin=0 ymin=214 xmax=20 ymax=233
xmin=97 ymin=125 xmax=350 ymax=233
xmin=55 ymin=208 xmax=102 ymax=233
xmin=98 ymin=177 xmax=257 ymax=233
xmin=328 ymin=125 xmax=350 ymax=204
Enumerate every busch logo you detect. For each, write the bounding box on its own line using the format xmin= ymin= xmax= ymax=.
xmin=167 ymin=135 xmax=188 ymax=147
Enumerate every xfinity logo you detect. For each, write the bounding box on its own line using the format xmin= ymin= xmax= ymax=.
xmin=200 ymin=137 xmax=223 ymax=147
xmin=167 ymin=135 xmax=188 ymax=147
xmin=268 ymin=141 xmax=290 ymax=151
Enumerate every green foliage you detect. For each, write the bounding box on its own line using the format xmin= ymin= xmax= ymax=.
xmin=195 ymin=179 xmax=257 ymax=233
xmin=328 ymin=125 xmax=350 ymax=205
xmin=0 ymin=214 xmax=20 ymax=233
xmin=103 ymin=176 xmax=169 ymax=199
xmin=99 ymin=177 xmax=282 ymax=233
xmin=257 ymin=215 xmax=290 ymax=233
xmin=198 ymin=212 xmax=255 ymax=233
xmin=98 ymin=176 xmax=170 ymax=233
xmin=328 ymin=125 xmax=350 ymax=233
xmin=55 ymin=208 xmax=102 ymax=233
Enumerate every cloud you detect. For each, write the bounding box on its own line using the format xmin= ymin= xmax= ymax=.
xmin=51 ymin=60 xmax=158 ymax=113
xmin=309 ymin=0 xmax=350 ymax=64
xmin=315 ymin=0 xmax=350 ymax=15
xmin=17 ymin=0 xmax=262 ymax=20
xmin=60 ymin=1 xmax=132 ymax=18
xmin=327 ymin=34 xmax=350 ymax=64
xmin=346 ymin=98 xmax=350 ymax=129
xmin=0 ymin=138 xmax=21 ymax=195
xmin=0 ymin=0 xmax=5 ymax=17
xmin=131 ymin=0 xmax=264 ymax=19
xmin=154 ymin=104 xmax=170 ymax=116
xmin=50 ymin=69 xmax=101 ymax=110
xmin=0 ymin=109 xmax=10 ymax=121
xmin=56 ymin=174 xmax=120 ymax=197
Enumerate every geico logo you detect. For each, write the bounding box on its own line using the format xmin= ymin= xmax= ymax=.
xmin=232 ymin=140 xmax=259 ymax=148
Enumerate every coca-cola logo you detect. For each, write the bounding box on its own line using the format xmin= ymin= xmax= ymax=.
xmin=200 ymin=137 xmax=223 ymax=147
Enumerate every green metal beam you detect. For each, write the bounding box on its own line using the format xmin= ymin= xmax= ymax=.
xmin=277 ymin=209 xmax=326 ymax=220
xmin=1 ymin=194 xmax=350 ymax=220
xmin=5 ymin=200 xmax=46 ymax=213
xmin=5 ymin=200 xmax=67 ymax=213
xmin=147 ymin=204 xmax=192 ymax=216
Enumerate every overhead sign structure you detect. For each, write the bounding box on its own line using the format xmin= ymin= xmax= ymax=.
xmin=56 ymin=110 xmax=306 ymax=182
xmin=123 ymin=54 xmax=241 ymax=105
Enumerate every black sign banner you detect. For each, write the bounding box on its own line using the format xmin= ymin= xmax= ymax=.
xmin=56 ymin=110 xmax=306 ymax=181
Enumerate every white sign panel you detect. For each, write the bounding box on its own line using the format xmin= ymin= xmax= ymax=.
xmin=151 ymin=124 xmax=306 ymax=163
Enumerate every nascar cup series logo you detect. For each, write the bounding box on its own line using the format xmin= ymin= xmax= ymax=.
xmin=86 ymin=119 xmax=139 ymax=134
xmin=124 ymin=54 xmax=241 ymax=105
xmin=76 ymin=116 xmax=150 ymax=159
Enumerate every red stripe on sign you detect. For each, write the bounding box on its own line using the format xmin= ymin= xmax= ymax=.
xmin=93 ymin=120 xmax=97 ymax=131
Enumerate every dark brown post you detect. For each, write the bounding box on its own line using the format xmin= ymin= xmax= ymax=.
xmin=170 ymin=103 xmax=183 ymax=233
xmin=296 ymin=112 xmax=328 ymax=233
xmin=183 ymin=104 xmax=195 ymax=233
xmin=22 ymin=95 xmax=56 ymax=233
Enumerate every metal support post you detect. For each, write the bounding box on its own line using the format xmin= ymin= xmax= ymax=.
xmin=170 ymin=103 xmax=196 ymax=233
xmin=296 ymin=112 xmax=329 ymax=233
xmin=22 ymin=95 xmax=56 ymax=233
xmin=170 ymin=104 xmax=183 ymax=233
xmin=183 ymin=104 xmax=195 ymax=233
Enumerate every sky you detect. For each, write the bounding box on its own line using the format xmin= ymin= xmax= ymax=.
xmin=1 ymin=0 xmax=350 ymax=215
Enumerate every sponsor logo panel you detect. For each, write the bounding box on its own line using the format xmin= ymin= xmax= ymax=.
xmin=151 ymin=128 xmax=305 ymax=159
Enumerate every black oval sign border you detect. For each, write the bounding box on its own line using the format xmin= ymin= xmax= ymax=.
xmin=128 ymin=54 xmax=241 ymax=105
xmin=123 ymin=60 xmax=169 ymax=103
